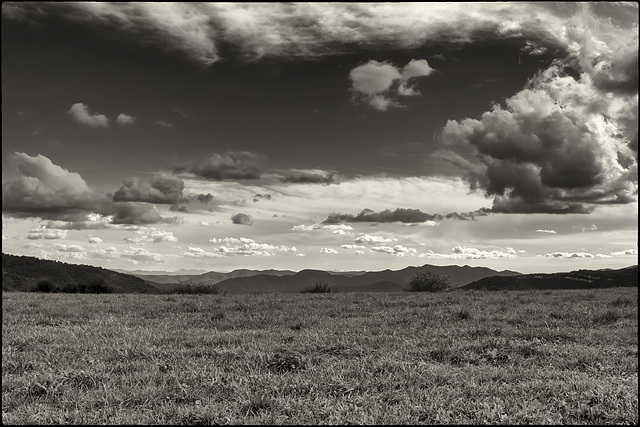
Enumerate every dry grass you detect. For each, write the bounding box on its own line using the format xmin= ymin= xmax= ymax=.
xmin=2 ymin=287 xmax=637 ymax=424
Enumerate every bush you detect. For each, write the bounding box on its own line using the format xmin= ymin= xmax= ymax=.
xmin=33 ymin=279 xmax=55 ymax=293
xmin=302 ymin=283 xmax=332 ymax=293
xmin=406 ymin=272 xmax=451 ymax=292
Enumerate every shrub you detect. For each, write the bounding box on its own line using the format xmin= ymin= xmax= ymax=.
xmin=302 ymin=283 xmax=332 ymax=293
xmin=406 ymin=272 xmax=451 ymax=292
xmin=33 ymin=279 xmax=55 ymax=293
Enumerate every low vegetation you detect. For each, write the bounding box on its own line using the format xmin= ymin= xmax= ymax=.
xmin=2 ymin=286 xmax=637 ymax=424
xmin=301 ymin=283 xmax=332 ymax=293
xmin=406 ymin=271 xmax=452 ymax=292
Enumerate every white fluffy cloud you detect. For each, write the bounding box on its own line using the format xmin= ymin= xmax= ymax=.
xmin=349 ymin=59 xmax=435 ymax=110
xmin=419 ymin=246 xmax=518 ymax=260
xmin=320 ymin=248 xmax=338 ymax=254
xmin=536 ymin=229 xmax=557 ymax=234
xmin=67 ymin=103 xmax=109 ymax=127
xmin=354 ymin=234 xmax=397 ymax=244
xmin=116 ymin=113 xmax=136 ymax=126
xmin=27 ymin=226 xmax=68 ymax=240
xmin=370 ymin=244 xmax=416 ymax=256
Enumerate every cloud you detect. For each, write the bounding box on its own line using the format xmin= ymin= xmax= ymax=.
xmin=121 ymin=246 xmax=166 ymax=264
xmin=173 ymin=151 xmax=264 ymax=180
xmin=124 ymin=229 xmax=177 ymax=244
xmin=253 ymin=193 xmax=272 ymax=202
xmin=292 ymin=223 xmax=353 ymax=232
xmin=184 ymin=245 xmax=223 ymax=259
xmin=156 ymin=120 xmax=173 ymax=127
xmin=341 ymin=244 xmax=366 ymax=250
xmin=195 ymin=193 xmax=214 ymax=203
xmin=349 ymin=59 xmax=435 ymax=110
xmin=435 ymin=5 xmax=638 ymax=215
xmin=2 ymin=152 xmax=110 ymax=221
xmin=112 ymin=173 xmax=186 ymax=204
xmin=536 ymin=229 xmax=557 ymax=234
xmin=324 ymin=208 xmax=442 ymax=224
xmin=611 ymin=248 xmax=638 ymax=256
xmin=206 ymin=237 xmax=296 ymax=256
xmin=370 ymin=245 xmax=416 ymax=256
xmin=354 ymin=234 xmax=397 ymax=244
xmin=419 ymin=246 xmax=518 ymax=259
xmin=88 ymin=236 xmax=103 ymax=244
xmin=27 ymin=226 xmax=67 ymax=240
xmin=320 ymin=248 xmax=338 ymax=254
xmin=231 ymin=212 xmax=253 ymax=225
xmin=67 ymin=103 xmax=109 ymax=127
xmin=544 ymin=251 xmax=594 ymax=258
xmin=281 ymin=171 xmax=336 ymax=184
xmin=110 ymin=202 xmax=183 ymax=225
xmin=116 ymin=113 xmax=136 ymax=126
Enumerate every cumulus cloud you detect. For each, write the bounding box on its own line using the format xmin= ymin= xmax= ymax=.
xmin=320 ymin=248 xmax=338 ymax=254
xmin=116 ymin=113 xmax=136 ymax=126
xmin=88 ymin=236 xmax=103 ymax=244
xmin=536 ymin=229 xmax=557 ymax=234
xmin=435 ymin=5 xmax=638 ymax=214
xmin=113 ymin=173 xmax=186 ymax=204
xmin=611 ymin=248 xmax=638 ymax=256
xmin=184 ymin=245 xmax=223 ymax=259
xmin=419 ymin=246 xmax=518 ymax=259
xmin=2 ymin=153 xmax=109 ymax=221
xmin=349 ymin=59 xmax=435 ymax=110
xmin=354 ymin=234 xmax=397 ymax=244
xmin=67 ymin=102 xmax=110 ymax=127
xmin=370 ymin=244 xmax=416 ymax=256
xmin=110 ymin=202 xmax=183 ymax=225
xmin=544 ymin=251 xmax=595 ymax=258
xmin=195 ymin=193 xmax=214 ymax=203
xmin=292 ymin=223 xmax=353 ymax=232
xmin=324 ymin=208 xmax=442 ymax=224
xmin=27 ymin=226 xmax=67 ymax=240
xmin=121 ymin=246 xmax=166 ymax=264
xmin=173 ymin=151 xmax=263 ymax=180
xmin=124 ymin=229 xmax=177 ymax=244
xmin=206 ymin=237 xmax=296 ymax=256
xmin=2 ymin=153 xmax=183 ymax=226
xmin=231 ymin=212 xmax=253 ymax=225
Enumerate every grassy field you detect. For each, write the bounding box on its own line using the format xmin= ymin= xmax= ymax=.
xmin=2 ymin=287 xmax=637 ymax=424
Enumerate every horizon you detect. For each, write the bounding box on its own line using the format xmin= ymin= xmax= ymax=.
xmin=2 ymin=3 xmax=638 ymax=275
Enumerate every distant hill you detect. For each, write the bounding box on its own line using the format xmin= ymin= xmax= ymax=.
xmin=212 ymin=264 xmax=521 ymax=293
xmin=460 ymin=265 xmax=638 ymax=291
xmin=129 ymin=268 xmax=297 ymax=285
xmin=2 ymin=253 xmax=158 ymax=293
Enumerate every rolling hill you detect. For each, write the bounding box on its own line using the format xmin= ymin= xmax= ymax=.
xmin=210 ymin=264 xmax=522 ymax=293
xmin=460 ymin=265 xmax=638 ymax=291
xmin=2 ymin=253 xmax=158 ymax=293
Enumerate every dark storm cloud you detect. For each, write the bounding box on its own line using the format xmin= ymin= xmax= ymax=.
xmin=323 ymin=208 xmax=443 ymax=224
xmin=1 ymin=153 xmax=184 ymax=226
xmin=112 ymin=173 xmax=186 ymax=204
xmin=172 ymin=151 xmax=263 ymax=181
xmin=281 ymin=172 xmax=336 ymax=185
xmin=231 ymin=213 xmax=254 ymax=226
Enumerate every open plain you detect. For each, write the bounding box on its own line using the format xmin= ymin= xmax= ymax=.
xmin=2 ymin=287 xmax=637 ymax=424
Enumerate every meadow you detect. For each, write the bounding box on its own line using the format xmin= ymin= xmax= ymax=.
xmin=2 ymin=287 xmax=637 ymax=424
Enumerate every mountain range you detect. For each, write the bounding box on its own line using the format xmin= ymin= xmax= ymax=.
xmin=2 ymin=253 xmax=636 ymax=293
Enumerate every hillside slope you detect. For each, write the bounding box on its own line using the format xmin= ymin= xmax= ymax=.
xmin=461 ymin=265 xmax=638 ymax=291
xmin=2 ymin=253 xmax=158 ymax=293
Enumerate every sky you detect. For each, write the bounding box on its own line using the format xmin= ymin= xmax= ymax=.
xmin=2 ymin=2 xmax=638 ymax=274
